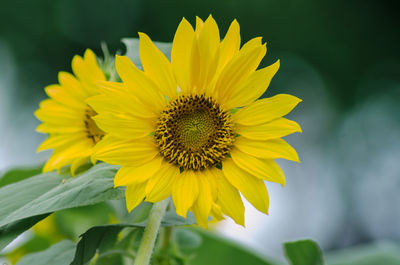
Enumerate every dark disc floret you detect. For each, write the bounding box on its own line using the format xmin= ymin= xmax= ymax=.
xmin=84 ymin=106 xmax=105 ymax=144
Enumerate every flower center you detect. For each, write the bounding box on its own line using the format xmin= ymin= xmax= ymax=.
xmin=84 ymin=106 xmax=105 ymax=144
xmin=155 ymin=94 xmax=235 ymax=171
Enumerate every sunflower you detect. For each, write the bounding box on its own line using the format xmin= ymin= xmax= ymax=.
xmin=35 ymin=49 xmax=106 ymax=174
xmin=90 ymin=16 xmax=301 ymax=228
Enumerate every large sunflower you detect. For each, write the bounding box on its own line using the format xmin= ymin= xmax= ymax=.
xmin=90 ymin=16 xmax=301 ymax=228
xmin=35 ymin=49 xmax=106 ymax=174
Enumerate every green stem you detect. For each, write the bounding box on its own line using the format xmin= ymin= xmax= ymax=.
xmin=134 ymin=198 xmax=169 ymax=265
xmin=161 ymin=226 xmax=173 ymax=250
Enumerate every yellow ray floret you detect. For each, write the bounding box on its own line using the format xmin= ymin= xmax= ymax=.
xmin=35 ymin=49 xmax=106 ymax=174
xmin=90 ymin=15 xmax=302 ymax=228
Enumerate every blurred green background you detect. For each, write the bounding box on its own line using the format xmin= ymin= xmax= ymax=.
xmin=0 ymin=0 xmax=399 ymax=263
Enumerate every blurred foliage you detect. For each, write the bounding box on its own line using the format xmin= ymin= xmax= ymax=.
xmin=187 ymin=228 xmax=280 ymax=265
xmin=0 ymin=0 xmax=399 ymax=108
xmin=284 ymin=240 xmax=324 ymax=265
xmin=15 ymin=240 xmax=76 ymax=265
xmin=325 ymin=241 xmax=400 ymax=265
xmin=1 ymin=161 xmax=399 ymax=264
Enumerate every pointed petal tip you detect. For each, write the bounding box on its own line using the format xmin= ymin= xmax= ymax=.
xmin=138 ymin=32 xmax=150 ymax=40
xmin=114 ymin=54 xmax=129 ymax=63
xmin=71 ymin=54 xmax=83 ymax=68
xmin=83 ymin=49 xmax=95 ymax=59
xmin=36 ymin=145 xmax=47 ymax=153
xmin=205 ymin=14 xmax=216 ymax=23
xmin=176 ymin=209 xmax=188 ymax=219
xmin=114 ymin=177 xmax=123 ymax=188
xmin=236 ymin=218 xmax=245 ymax=227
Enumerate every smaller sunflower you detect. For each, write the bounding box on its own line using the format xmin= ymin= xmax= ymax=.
xmin=35 ymin=49 xmax=106 ymax=174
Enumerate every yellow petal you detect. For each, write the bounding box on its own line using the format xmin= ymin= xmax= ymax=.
xmin=90 ymin=80 xmax=159 ymax=119
xmin=37 ymin=134 xmax=85 ymax=152
xmin=44 ymin=84 xmax=86 ymax=110
xmin=42 ymin=141 xmax=92 ymax=173
xmin=146 ymin=161 xmax=180 ymax=202
xmin=43 ymin=156 xmax=74 ymax=173
xmin=58 ymin=71 xmax=88 ymax=99
xmin=126 ymin=182 xmax=147 ymax=212
xmin=234 ymin=137 xmax=300 ymax=162
xmin=214 ymin=45 xmax=266 ymax=105
xmin=195 ymin=16 xmax=204 ymax=32
xmin=230 ymin=148 xmax=285 ymax=185
xmin=70 ymin=157 xmax=90 ymax=176
xmin=210 ymin=203 xmax=225 ymax=222
xmin=209 ymin=168 xmax=245 ymax=226
xmin=237 ymin=117 xmax=302 ymax=140
xmin=190 ymin=15 xmax=220 ymax=94
xmin=93 ymin=113 xmax=154 ymax=139
xmin=171 ymin=18 xmax=195 ymax=93
xmin=71 ymin=50 xmax=105 ymax=94
xmin=35 ymin=99 xmax=82 ymax=122
xmin=233 ymin=94 xmax=302 ymax=126
xmin=83 ymin=49 xmax=106 ymax=81
xmin=191 ymin=173 xmax=213 ymax=228
xmin=114 ymin=157 xmax=163 ymax=187
xmin=93 ymin=135 xmax=158 ymax=166
xmin=36 ymin=123 xmax=84 ymax=134
xmin=203 ymin=169 xmax=218 ymax=201
xmin=172 ymin=170 xmax=199 ymax=218
xmin=218 ymin=19 xmax=240 ymax=72
xmin=115 ymin=55 xmax=166 ymax=113
xmin=139 ymin=32 xmax=177 ymax=99
xmin=239 ymin=37 xmax=263 ymax=53
xmin=224 ymin=60 xmax=280 ymax=109
xmin=86 ymin=93 xmax=155 ymax=120
xmin=222 ymin=159 xmax=269 ymax=215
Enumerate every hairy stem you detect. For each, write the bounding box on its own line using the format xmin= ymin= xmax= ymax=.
xmin=134 ymin=198 xmax=169 ymax=265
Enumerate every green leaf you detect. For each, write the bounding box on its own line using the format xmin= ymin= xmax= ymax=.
xmin=0 ymin=163 xmax=122 ymax=227
xmin=0 ymin=163 xmax=196 ymax=251
xmin=121 ymin=38 xmax=172 ymax=68
xmin=71 ymin=213 xmax=197 ymax=265
xmin=94 ymin=229 xmax=141 ymax=265
xmin=0 ymin=165 xmax=42 ymax=188
xmin=186 ymin=228 xmax=280 ymax=265
xmin=0 ymin=164 xmax=122 ymax=250
xmin=71 ymin=224 xmax=126 ymax=265
xmin=0 ymin=214 xmax=49 ymax=250
xmin=15 ymin=240 xmax=76 ymax=265
xmin=283 ymin=239 xmax=324 ymax=265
